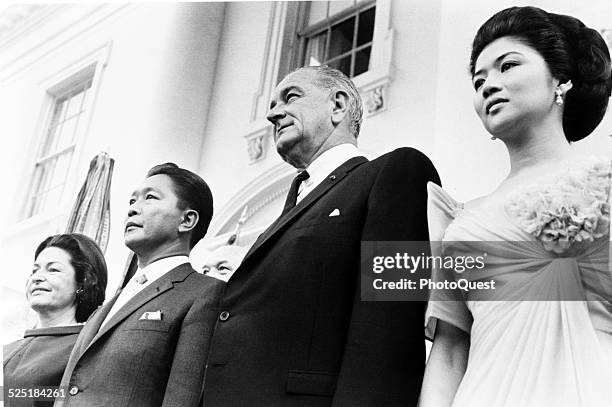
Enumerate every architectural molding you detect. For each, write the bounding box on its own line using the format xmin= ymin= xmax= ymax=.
xmin=244 ymin=123 xmax=272 ymax=163
xmin=364 ymin=84 xmax=385 ymax=115
xmin=353 ymin=28 xmax=393 ymax=117
xmin=250 ymin=2 xmax=288 ymax=122
xmin=208 ymin=161 xmax=295 ymax=237
xmin=0 ymin=4 xmax=56 ymax=46
xmin=353 ymin=0 xmax=393 ymax=117
xmin=0 ymin=4 xmax=133 ymax=83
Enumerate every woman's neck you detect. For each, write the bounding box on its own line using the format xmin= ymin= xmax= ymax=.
xmin=502 ymin=118 xmax=572 ymax=180
xmin=36 ymin=306 xmax=78 ymax=328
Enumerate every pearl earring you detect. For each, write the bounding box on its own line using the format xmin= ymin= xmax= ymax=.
xmin=555 ymin=80 xmax=573 ymax=106
xmin=555 ymin=88 xmax=564 ymax=106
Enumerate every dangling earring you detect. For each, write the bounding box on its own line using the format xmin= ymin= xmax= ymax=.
xmin=75 ymin=288 xmax=84 ymax=302
xmin=555 ymin=88 xmax=564 ymax=106
xmin=555 ymin=80 xmax=573 ymax=107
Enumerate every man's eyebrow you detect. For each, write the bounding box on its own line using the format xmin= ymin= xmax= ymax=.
xmin=269 ymin=85 xmax=303 ymax=109
xmin=282 ymin=85 xmax=302 ymax=98
xmin=473 ymin=51 xmax=523 ymax=78
xmin=129 ymin=186 xmax=157 ymax=197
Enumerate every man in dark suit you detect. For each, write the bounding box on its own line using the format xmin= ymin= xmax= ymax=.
xmin=56 ymin=163 xmax=224 ymax=407
xmin=203 ymin=66 xmax=440 ymax=406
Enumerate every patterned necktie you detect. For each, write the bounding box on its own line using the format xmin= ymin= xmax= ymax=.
xmin=281 ymin=170 xmax=310 ymax=216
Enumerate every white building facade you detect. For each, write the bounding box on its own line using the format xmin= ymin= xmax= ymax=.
xmin=1 ymin=0 xmax=611 ymax=342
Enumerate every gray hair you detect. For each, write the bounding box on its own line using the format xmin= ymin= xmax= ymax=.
xmin=293 ymin=65 xmax=363 ymax=138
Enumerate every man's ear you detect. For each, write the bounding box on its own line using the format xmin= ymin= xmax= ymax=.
xmin=178 ymin=209 xmax=199 ymax=233
xmin=330 ymin=90 xmax=349 ymax=126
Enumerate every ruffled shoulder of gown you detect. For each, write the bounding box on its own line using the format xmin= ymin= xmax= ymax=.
xmin=505 ymin=156 xmax=611 ymax=254
xmin=427 ymin=182 xmax=464 ymax=242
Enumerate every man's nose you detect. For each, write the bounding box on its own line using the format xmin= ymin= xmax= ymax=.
xmin=266 ymin=104 xmax=285 ymax=125
xmin=127 ymin=201 xmax=140 ymax=217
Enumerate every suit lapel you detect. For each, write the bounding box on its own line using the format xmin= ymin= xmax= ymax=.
xmin=83 ymin=264 xmax=192 ymax=353
xmin=64 ymin=295 xmax=118 ymax=369
xmin=243 ymin=156 xmax=367 ymax=262
xmin=82 ymin=297 xmax=117 ymax=347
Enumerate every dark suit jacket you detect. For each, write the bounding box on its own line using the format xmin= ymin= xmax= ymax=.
xmin=55 ymin=263 xmax=224 ymax=407
xmin=203 ymin=147 xmax=440 ymax=407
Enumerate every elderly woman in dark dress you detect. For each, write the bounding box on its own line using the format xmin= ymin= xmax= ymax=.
xmin=3 ymin=234 xmax=107 ymax=406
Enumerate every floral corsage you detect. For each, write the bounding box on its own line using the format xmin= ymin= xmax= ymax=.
xmin=506 ymin=157 xmax=611 ymax=254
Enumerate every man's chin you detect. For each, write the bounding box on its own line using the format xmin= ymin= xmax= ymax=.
xmin=124 ymin=234 xmax=145 ymax=252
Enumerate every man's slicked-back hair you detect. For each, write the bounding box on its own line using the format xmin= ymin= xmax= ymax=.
xmin=294 ymin=65 xmax=364 ymax=138
xmin=147 ymin=163 xmax=213 ymax=248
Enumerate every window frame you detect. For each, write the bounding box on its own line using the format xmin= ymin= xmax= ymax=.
xmin=22 ymin=72 xmax=95 ymax=220
xmin=11 ymin=42 xmax=111 ymax=229
xmin=296 ymin=0 xmax=376 ymax=79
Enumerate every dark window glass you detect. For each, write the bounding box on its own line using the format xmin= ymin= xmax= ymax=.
xmin=327 ymin=55 xmax=352 ymax=76
xmin=329 ymin=17 xmax=355 ymax=57
xmin=357 ymin=7 xmax=375 ymax=47
xmin=354 ymin=47 xmax=371 ymax=76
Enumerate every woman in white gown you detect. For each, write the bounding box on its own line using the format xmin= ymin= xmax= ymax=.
xmin=420 ymin=6 xmax=612 ymax=407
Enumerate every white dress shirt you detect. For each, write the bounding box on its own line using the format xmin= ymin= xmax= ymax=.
xmin=297 ymin=143 xmax=362 ymax=204
xmin=100 ymin=255 xmax=189 ymax=329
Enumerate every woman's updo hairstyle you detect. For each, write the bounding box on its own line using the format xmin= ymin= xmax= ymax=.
xmin=470 ymin=6 xmax=612 ymax=142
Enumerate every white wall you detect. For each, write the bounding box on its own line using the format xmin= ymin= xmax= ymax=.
xmin=198 ymin=1 xmax=286 ymax=210
xmin=359 ymin=0 xmax=443 ymax=156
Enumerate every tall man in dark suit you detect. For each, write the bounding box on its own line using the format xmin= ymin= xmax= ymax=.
xmin=203 ymin=66 xmax=440 ymax=406
xmin=56 ymin=163 xmax=224 ymax=407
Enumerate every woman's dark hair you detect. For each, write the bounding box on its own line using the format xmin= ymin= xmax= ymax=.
xmin=35 ymin=233 xmax=107 ymax=322
xmin=470 ymin=6 xmax=612 ymax=142
xmin=146 ymin=163 xmax=213 ymax=248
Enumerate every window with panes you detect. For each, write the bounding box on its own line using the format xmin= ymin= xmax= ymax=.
xmin=298 ymin=0 xmax=376 ymax=78
xmin=23 ymin=77 xmax=93 ymax=219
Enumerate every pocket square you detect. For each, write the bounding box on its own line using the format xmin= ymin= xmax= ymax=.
xmin=139 ymin=310 xmax=163 ymax=320
xmin=328 ymin=208 xmax=340 ymax=217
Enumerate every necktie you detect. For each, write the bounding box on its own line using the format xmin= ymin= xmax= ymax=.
xmin=281 ymin=170 xmax=309 ymax=216
xmin=100 ymin=272 xmax=148 ymax=329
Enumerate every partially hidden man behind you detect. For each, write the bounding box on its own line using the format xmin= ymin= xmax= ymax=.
xmin=203 ymin=66 xmax=440 ymax=406
xmin=55 ymin=163 xmax=224 ymax=407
